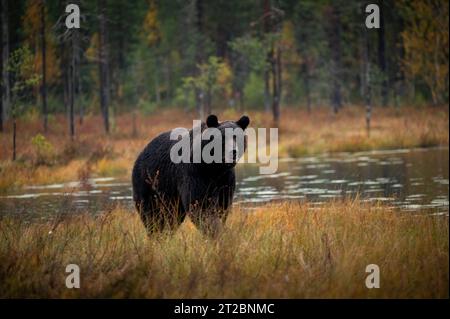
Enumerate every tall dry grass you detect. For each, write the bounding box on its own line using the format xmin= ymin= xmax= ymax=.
xmin=0 ymin=200 xmax=447 ymax=298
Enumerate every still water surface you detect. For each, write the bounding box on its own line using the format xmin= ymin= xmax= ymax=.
xmin=1 ymin=147 xmax=448 ymax=221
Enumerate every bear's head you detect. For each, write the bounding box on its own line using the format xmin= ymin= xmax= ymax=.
xmin=200 ymin=114 xmax=250 ymax=169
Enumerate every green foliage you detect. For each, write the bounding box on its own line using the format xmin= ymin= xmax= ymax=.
xmin=174 ymin=85 xmax=195 ymax=110
xmin=5 ymin=0 xmax=447 ymax=118
xmin=138 ymin=98 xmax=158 ymax=115
xmin=7 ymin=46 xmax=41 ymax=118
xmin=197 ymin=57 xmax=232 ymax=96
xmin=230 ymin=36 xmax=269 ymax=73
xmin=31 ymin=134 xmax=54 ymax=165
xmin=243 ymin=73 xmax=265 ymax=109
xmin=180 ymin=56 xmax=232 ymax=108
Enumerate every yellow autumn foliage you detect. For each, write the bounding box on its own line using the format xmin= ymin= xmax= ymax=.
xmin=143 ymin=0 xmax=161 ymax=47
xmin=399 ymin=0 xmax=449 ymax=105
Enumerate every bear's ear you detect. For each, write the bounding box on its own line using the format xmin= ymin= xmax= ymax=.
xmin=236 ymin=115 xmax=250 ymax=130
xmin=206 ymin=114 xmax=219 ymax=128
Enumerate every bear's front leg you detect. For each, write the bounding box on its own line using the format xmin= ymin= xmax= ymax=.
xmin=181 ymin=192 xmax=228 ymax=238
xmin=189 ymin=203 xmax=228 ymax=238
xmin=138 ymin=194 xmax=186 ymax=235
xmin=180 ymin=174 xmax=234 ymax=238
xmin=136 ymin=197 xmax=166 ymax=234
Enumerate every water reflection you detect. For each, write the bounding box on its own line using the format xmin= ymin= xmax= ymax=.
xmin=0 ymin=147 xmax=448 ymax=220
xmin=235 ymin=147 xmax=449 ymax=215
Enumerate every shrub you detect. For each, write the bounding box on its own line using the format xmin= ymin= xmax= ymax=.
xmin=138 ymin=98 xmax=158 ymax=115
xmin=31 ymin=134 xmax=54 ymax=165
xmin=243 ymin=73 xmax=265 ymax=109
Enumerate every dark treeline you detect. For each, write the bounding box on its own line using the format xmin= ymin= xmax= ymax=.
xmin=0 ymin=0 xmax=448 ymax=134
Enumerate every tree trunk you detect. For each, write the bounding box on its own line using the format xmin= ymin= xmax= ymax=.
xmin=276 ymin=47 xmax=282 ymax=111
xmin=271 ymin=47 xmax=281 ymax=125
xmin=263 ymin=0 xmax=271 ymax=113
xmin=78 ymin=61 xmax=83 ymax=125
xmin=12 ymin=119 xmax=16 ymax=161
xmin=69 ymin=62 xmax=74 ymax=140
xmin=117 ymin=4 xmax=125 ymax=70
xmin=63 ymin=57 xmax=69 ymax=117
xmin=362 ymin=10 xmax=372 ymax=137
xmin=1 ymin=0 xmax=9 ymax=126
xmin=41 ymin=0 xmax=48 ymax=132
xmin=299 ymin=26 xmax=311 ymax=113
xmin=154 ymin=58 xmax=161 ymax=104
xmin=327 ymin=4 xmax=342 ymax=114
xmin=0 ymin=2 xmax=3 ymax=133
xmin=303 ymin=63 xmax=311 ymax=113
xmin=264 ymin=69 xmax=270 ymax=112
xmin=132 ymin=109 xmax=138 ymax=138
xmin=71 ymin=1 xmax=82 ymax=127
xmin=69 ymin=29 xmax=76 ymax=140
xmin=98 ymin=0 xmax=110 ymax=134
xmin=195 ymin=0 xmax=204 ymax=117
xmin=378 ymin=0 xmax=388 ymax=107
xmin=165 ymin=57 xmax=171 ymax=100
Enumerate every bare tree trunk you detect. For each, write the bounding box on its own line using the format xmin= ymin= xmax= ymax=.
xmin=63 ymin=58 xmax=69 ymax=116
xmin=298 ymin=28 xmax=311 ymax=113
xmin=264 ymin=70 xmax=270 ymax=112
xmin=1 ymin=0 xmax=9 ymax=127
xmin=70 ymin=1 xmax=82 ymax=127
xmin=302 ymin=62 xmax=311 ymax=113
xmin=69 ymin=61 xmax=74 ymax=140
xmin=0 ymin=2 xmax=3 ymax=133
xmin=98 ymin=0 xmax=110 ymax=133
xmin=165 ymin=56 xmax=171 ymax=100
xmin=78 ymin=63 xmax=83 ymax=125
xmin=327 ymin=4 xmax=342 ymax=114
xmin=132 ymin=109 xmax=138 ymax=138
xmin=69 ymin=29 xmax=76 ymax=140
xmin=40 ymin=0 xmax=48 ymax=132
xmin=362 ymin=11 xmax=372 ymax=137
xmin=154 ymin=59 xmax=161 ymax=104
xmin=276 ymin=47 xmax=282 ymax=111
xmin=271 ymin=47 xmax=281 ymax=125
xmin=263 ymin=0 xmax=271 ymax=113
xmin=195 ymin=0 xmax=204 ymax=117
xmin=378 ymin=0 xmax=388 ymax=107
xmin=12 ymin=119 xmax=16 ymax=161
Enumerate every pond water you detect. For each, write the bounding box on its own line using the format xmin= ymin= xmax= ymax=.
xmin=0 ymin=147 xmax=448 ymax=221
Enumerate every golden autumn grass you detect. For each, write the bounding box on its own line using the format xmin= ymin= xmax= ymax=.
xmin=0 ymin=105 xmax=448 ymax=192
xmin=0 ymin=200 xmax=447 ymax=298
